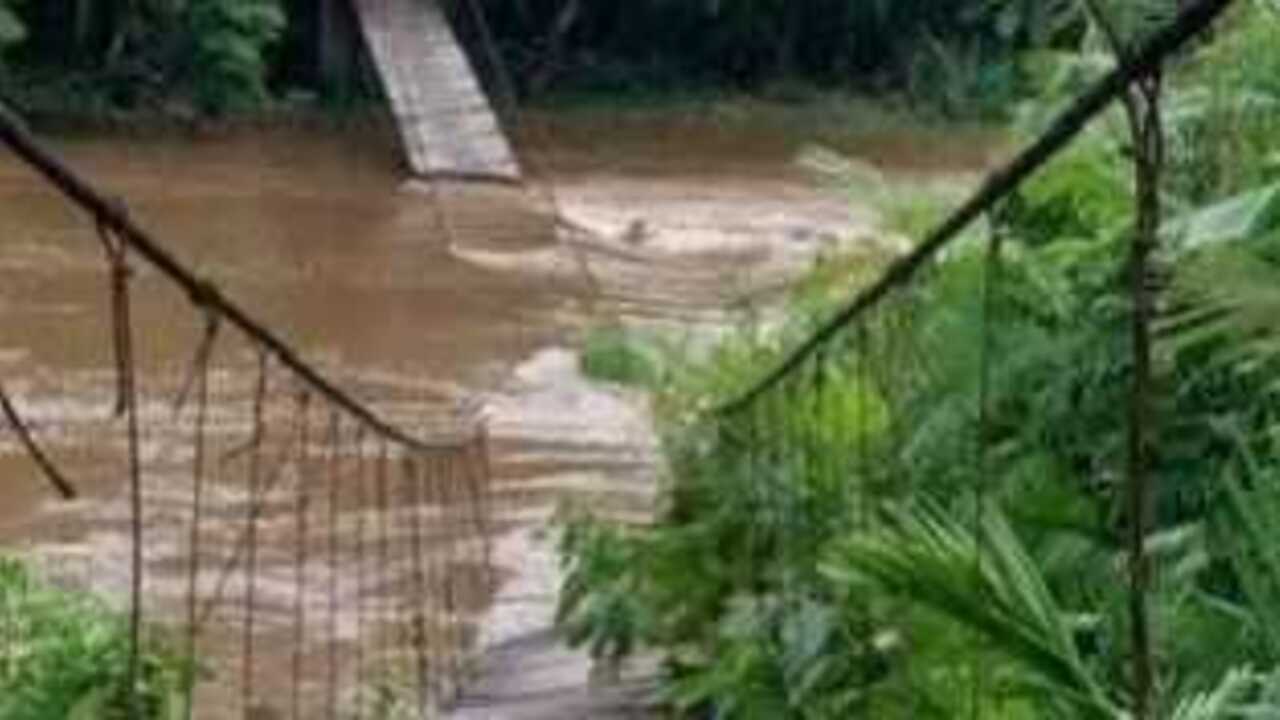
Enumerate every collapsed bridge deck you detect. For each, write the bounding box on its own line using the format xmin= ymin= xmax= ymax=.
xmin=352 ymin=0 xmax=522 ymax=182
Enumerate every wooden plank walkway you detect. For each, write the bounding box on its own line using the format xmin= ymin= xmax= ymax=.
xmin=443 ymin=349 xmax=660 ymax=719
xmin=444 ymin=529 xmax=659 ymax=720
xmin=352 ymin=0 xmax=521 ymax=181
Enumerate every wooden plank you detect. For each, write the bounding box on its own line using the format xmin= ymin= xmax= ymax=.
xmin=351 ymin=0 xmax=522 ymax=181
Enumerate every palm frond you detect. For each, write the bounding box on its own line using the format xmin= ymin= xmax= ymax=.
xmin=824 ymin=500 xmax=1122 ymax=719
xmin=1170 ymin=667 xmax=1269 ymax=720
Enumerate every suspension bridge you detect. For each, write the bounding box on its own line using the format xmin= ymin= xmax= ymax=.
xmin=0 ymin=0 xmax=1239 ymax=717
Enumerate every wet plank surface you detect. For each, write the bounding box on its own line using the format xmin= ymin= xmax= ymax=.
xmin=352 ymin=0 xmax=521 ymax=181
xmin=445 ymin=350 xmax=660 ymax=719
xmin=448 ymin=624 xmax=658 ymax=719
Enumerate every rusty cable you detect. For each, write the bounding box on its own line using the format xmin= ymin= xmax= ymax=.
xmin=716 ymin=0 xmax=1238 ymax=414
xmin=95 ymin=219 xmax=132 ymax=418
xmin=443 ymin=452 xmax=462 ymax=689
xmin=194 ymin=400 xmax=307 ymax=631
xmin=173 ymin=310 xmax=222 ymax=417
xmin=0 ymin=102 xmax=478 ymax=451
xmin=423 ymin=452 xmax=446 ymax=698
xmin=0 ymin=384 xmax=77 ymax=500
xmin=181 ymin=314 xmax=215 ymax=720
xmin=242 ymin=350 xmax=270 ymax=713
xmin=374 ymin=440 xmax=390 ymax=678
xmin=353 ymin=426 xmax=368 ymax=720
xmin=326 ymin=412 xmax=342 ymax=720
xmin=97 ymin=227 xmax=146 ymax=720
xmin=291 ymin=392 xmax=313 ymax=720
xmin=405 ymin=454 xmax=432 ymax=713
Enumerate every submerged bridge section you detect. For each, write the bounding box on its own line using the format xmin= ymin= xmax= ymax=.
xmin=352 ymin=0 xmax=522 ymax=182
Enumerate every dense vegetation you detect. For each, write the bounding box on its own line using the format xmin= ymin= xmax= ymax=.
xmin=0 ymin=0 xmax=289 ymax=117
xmin=0 ymin=557 xmax=185 ymax=719
xmin=560 ymin=1 xmax=1280 ymax=717
xmin=471 ymin=0 xmax=1059 ymax=111
xmin=0 ymin=0 xmax=1074 ymax=120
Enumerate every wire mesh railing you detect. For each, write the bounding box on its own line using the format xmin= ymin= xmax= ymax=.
xmin=0 ymin=104 xmax=497 ymax=718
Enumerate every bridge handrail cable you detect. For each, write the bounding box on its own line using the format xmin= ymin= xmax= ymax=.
xmin=0 ymin=103 xmax=472 ymax=452
xmin=717 ymin=0 xmax=1237 ymax=415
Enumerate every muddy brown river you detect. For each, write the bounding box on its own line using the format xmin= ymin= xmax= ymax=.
xmin=0 ymin=128 xmax=563 ymax=517
xmin=0 ymin=126 xmax=576 ymax=718
xmin=0 ymin=114 xmax=999 ymax=717
xmin=0 ymin=111 xmax=999 ymax=516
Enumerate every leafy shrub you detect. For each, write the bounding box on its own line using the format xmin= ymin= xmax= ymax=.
xmin=473 ymin=0 xmax=1059 ymax=113
xmin=186 ymin=0 xmax=285 ymax=115
xmin=0 ymin=557 xmax=186 ymax=719
xmin=556 ymin=511 xmax=652 ymax=663
xmin=1166 ymin=0 xmax=1280 ymax=202
xmin=580 ymin=326 xmax=664 ymax=388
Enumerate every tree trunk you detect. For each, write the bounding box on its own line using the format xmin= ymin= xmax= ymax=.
xmin=317 ymin=0 xmax=359 ymax=97
xmin=529 ymin=0 xmax=580 ymax=95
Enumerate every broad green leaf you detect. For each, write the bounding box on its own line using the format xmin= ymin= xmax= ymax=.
xmin=1169 ymin=183 xmax=1280 ymax=249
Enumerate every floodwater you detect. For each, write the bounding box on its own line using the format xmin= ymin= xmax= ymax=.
xmin=0 ymin=127 xmax=569 ymax=718
xmin=0 ymin=128 xmax=558 ymax=390
xmin=0 ymin=129 xmax=563 ymax=518
xmin=0 ymin=113 xmax=1000 ymax=717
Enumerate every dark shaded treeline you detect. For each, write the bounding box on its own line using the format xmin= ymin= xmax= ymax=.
xmin=0 ymin=0 xmax=357 ymax=114
xmin=0 ymin=0 xmax=1069 ymax=117
xmin=464 ymin=0 xmax=1074 ymax=97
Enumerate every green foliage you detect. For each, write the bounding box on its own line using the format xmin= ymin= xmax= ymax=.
xmin=359 ymin=661 xmax=426 ymax=720
xmin=475 ymin=0 xmax=1051 ymax=114
xmin=556 ymin=511 xmax=652 ymax=662
xmin=1167 ymin=183 xmax=1280 ymax=250
xmin=903 ymin=33 xmax=1024 ymax=119
xmin=186 ymin=0 xmax=285 ymax=115
xmin=0 ymin=557 xmax=186 ymax=720
xmin=799 ymin=148 xmax=957 ymax=239
xmin=1006 ymin=134 xmax=1130 ymax=244
xmin=0 ymin=0 xmax=289 ymax=117
xmin=559 ymin=301 xmax=894 ymax=717
xmin=827 ymin=501 xmax=1119 ymax=719
xmin=1166 ymin=1 xmax=1280 ymax=202
xmin=579 ymin=326 xmax=665 ymax=389
xmin=554 ymin=8 xmax=1280 ymax=717
xmin=0 ymin=0 xmax=1068 ymax=119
